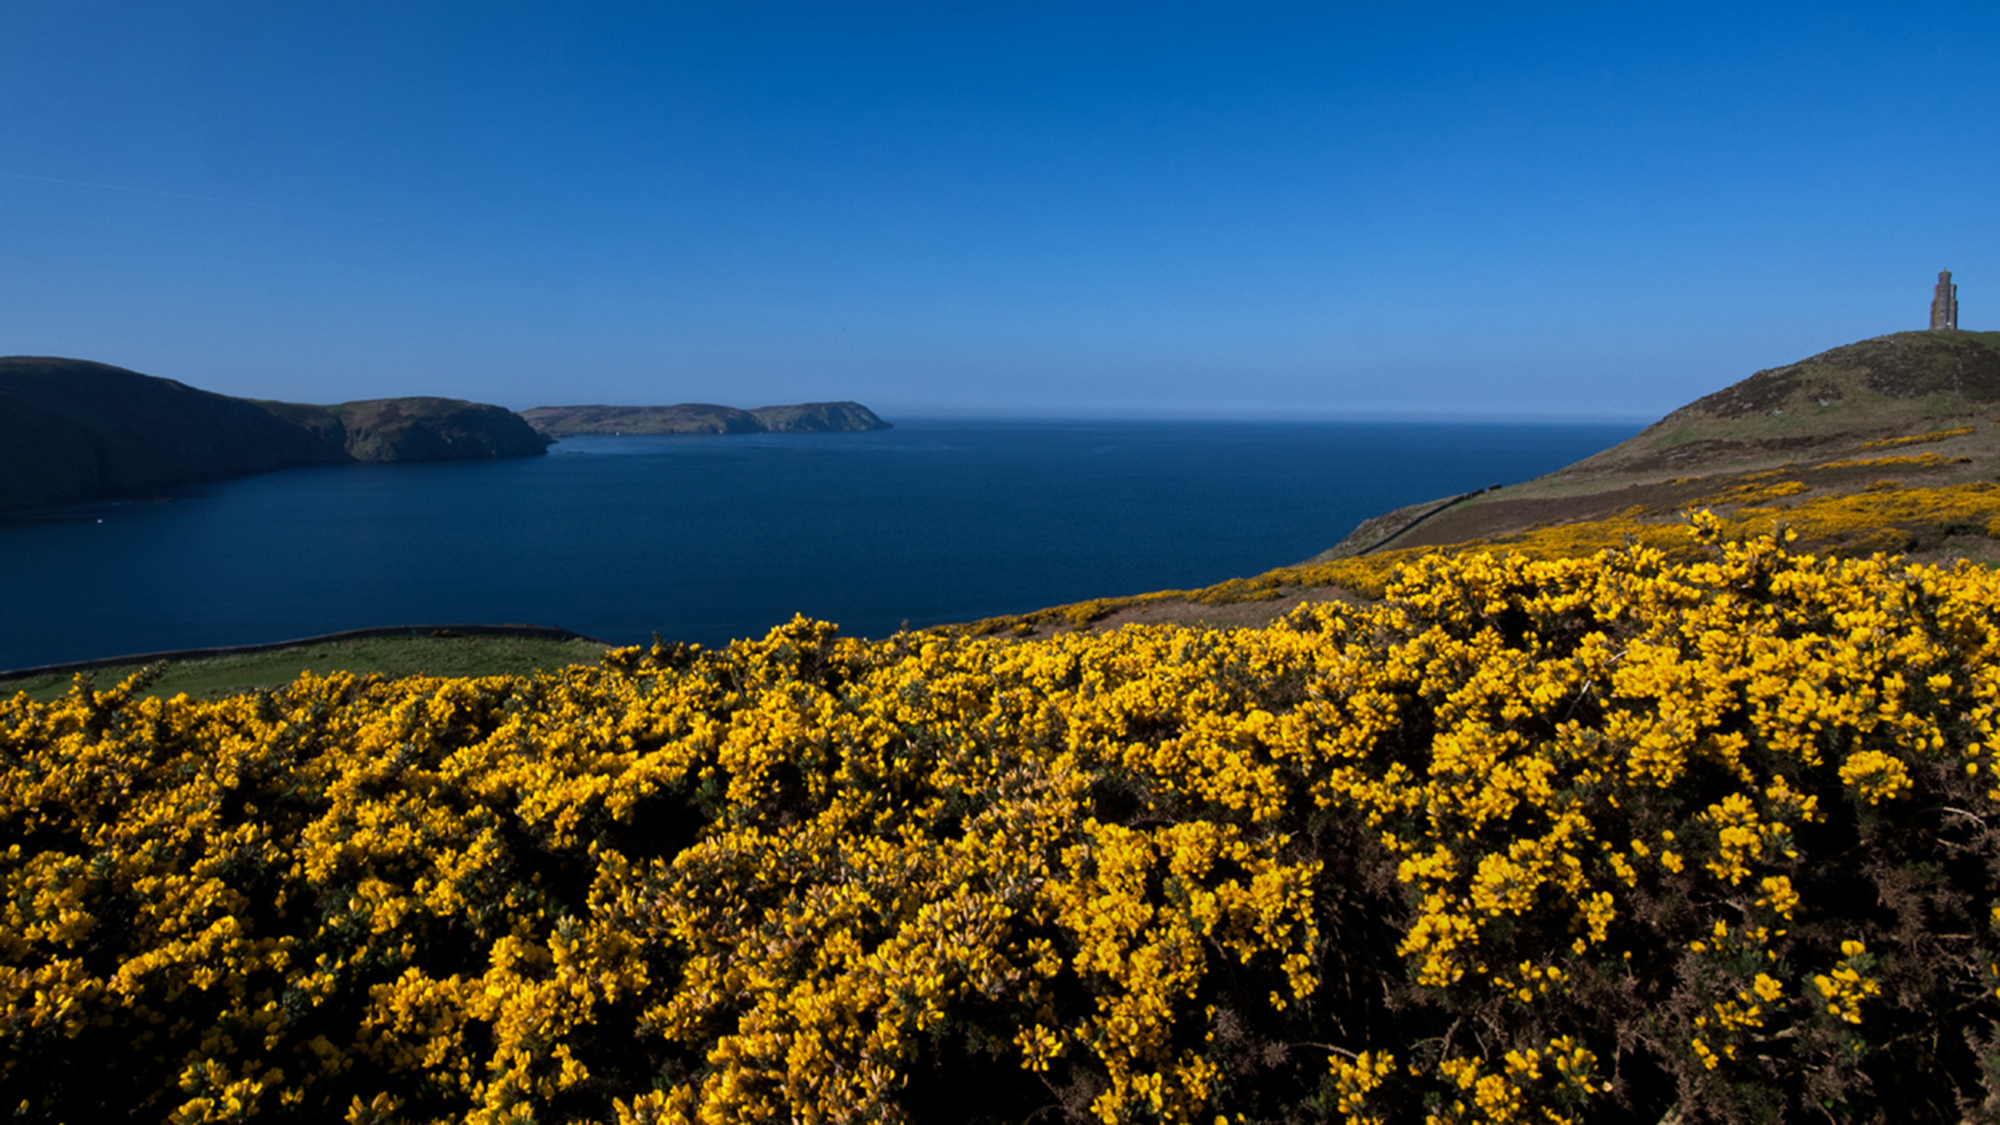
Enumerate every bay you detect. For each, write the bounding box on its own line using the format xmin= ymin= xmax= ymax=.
xmin=0 ymin=419 xmax=1635 ymax=670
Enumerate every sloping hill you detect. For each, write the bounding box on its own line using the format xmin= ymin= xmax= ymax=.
xmin=955 ymin=329 xmax=2000 ymax=639
xmin=749 ymin=401 xmax=889 ymax=432
xmin=522 ymin=400 xmax=890 ymax=436
xmin=519 ymin=403 xmax=765 ymax=435
xmin=0 ymin=358 xmax=347 ymax=510
xmin=1321 ymin=329 xmax=2000 ymax=557
xmin=0 ymin=358 xmax=550 ymax=511
xmin=326 ymin=397 xmax=550 ymax=461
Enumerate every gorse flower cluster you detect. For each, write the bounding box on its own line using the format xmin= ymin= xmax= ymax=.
xmin=1303 ymin=479 xmax=2000 ymax=601
xmin=8 ymin=517 xmax=2000 ymax=1122
xmin=1859 ymin=427 xmax=1978 ymax=450
xmin=960 ymin=479 xmax=2000 ymax=632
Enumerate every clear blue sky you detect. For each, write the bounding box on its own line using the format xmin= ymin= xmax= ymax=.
xmin=2 ymin=2 xmax=1993 ymax=420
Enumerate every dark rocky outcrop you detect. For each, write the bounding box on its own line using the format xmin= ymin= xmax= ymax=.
xmin=522 ymin=400 xmax=889 ymax=437
xmin=0 ymin=357 xmax=550 ymax=512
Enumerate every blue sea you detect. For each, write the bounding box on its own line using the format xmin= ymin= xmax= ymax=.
xmin=0 ymin=419 xmax=1635 ymax=670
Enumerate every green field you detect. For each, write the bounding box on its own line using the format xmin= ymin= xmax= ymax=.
xmin=0 ymin=632 xmax=610 ymax=703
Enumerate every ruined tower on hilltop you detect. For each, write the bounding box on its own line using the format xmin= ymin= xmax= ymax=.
xmin=1931 ymin=269 xmax=1959 ymax=330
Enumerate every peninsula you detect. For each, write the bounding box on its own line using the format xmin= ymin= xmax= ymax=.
xmin=0 ymin=357 xmax=551 ymax=511
xmin=521 ymin=400 xmax=889 ymax=437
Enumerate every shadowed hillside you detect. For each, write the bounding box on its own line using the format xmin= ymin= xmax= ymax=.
xmin=0 ymin=358 xmax=347 ymax=510
xmin=0 ymin=357 xmax=551 ymax=511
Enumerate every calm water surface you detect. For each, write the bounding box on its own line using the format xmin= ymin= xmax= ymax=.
xmin=0 ymin=419 xmax=1635 ymax=668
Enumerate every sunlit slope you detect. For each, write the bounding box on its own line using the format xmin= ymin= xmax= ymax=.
xmin=7 ymin=528 xmax=2000 ymax=1122
xmin=945 ymin=331 xmax=2000 ymax=638
xmin=1328 ymin=329 xmax=2000 ymax=557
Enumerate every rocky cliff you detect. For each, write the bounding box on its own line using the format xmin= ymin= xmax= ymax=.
xmin=321 ymin=398 xmax=551 ymax=461
xmin=0 ymin=358 xmax=550 ymax=511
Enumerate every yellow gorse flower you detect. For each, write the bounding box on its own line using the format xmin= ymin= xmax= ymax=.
xmin=5 ymin=520 xmax=2000 ymax=1121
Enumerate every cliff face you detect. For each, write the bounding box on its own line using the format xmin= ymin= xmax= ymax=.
xmin=0 ymin=358 xmax=549 ymax=512
xmin=323 ymin=398 xmax=552 ymax=461
xmin=521 ymin=400 xmax=890 ymax=437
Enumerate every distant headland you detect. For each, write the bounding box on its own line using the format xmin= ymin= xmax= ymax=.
xmin=0 ymin=357 xmax=555 ymax=511
xmin=0 ymin=356 xmax=888 ymax=512
xmin=521 ymin=401 xmax=889 ymax=437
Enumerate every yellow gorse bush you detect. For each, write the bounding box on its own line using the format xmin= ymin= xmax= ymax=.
xmin=1859 ymin=427 xmax=1978 ymax=450
xmin=7 ymin=516 xmax=2000 ymax=1122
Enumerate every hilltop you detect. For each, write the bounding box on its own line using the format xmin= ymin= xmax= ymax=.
xmin=1319 ymin=329 xmax=2000 ymax=557
xmin=521 ymin=400 xmax=889 ymax=436
xmin=282 ymin=397 xmax=550 ymax=463
xmin=958 ymin=329 xmax=2000 ymax=637
xmin=0 ymin=358 xmax=550 ymax=511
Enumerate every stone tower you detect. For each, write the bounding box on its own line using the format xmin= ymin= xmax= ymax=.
xmin=1931 ymin=269 xmax=1959 ymax=330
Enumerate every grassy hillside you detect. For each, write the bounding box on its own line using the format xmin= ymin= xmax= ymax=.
xmin=747 ymin=401 xmax=890 ymax=432
xmin=520 ymin=403 xmax=767 ymax=436
xmin=949 ymin=330 xmax=2000 ymax=639
xmin=0 ymin=357 xmax=347 ymax=510
xmin=522 ymin=400 xmax=890 ymax=437
xmin=1326 ymin=330 xmax=2000 ymax=557
xmin=0 ymin=632 xmax=607 ymax=703
xmin=324 ymin=397 xmax=552 ymax=461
